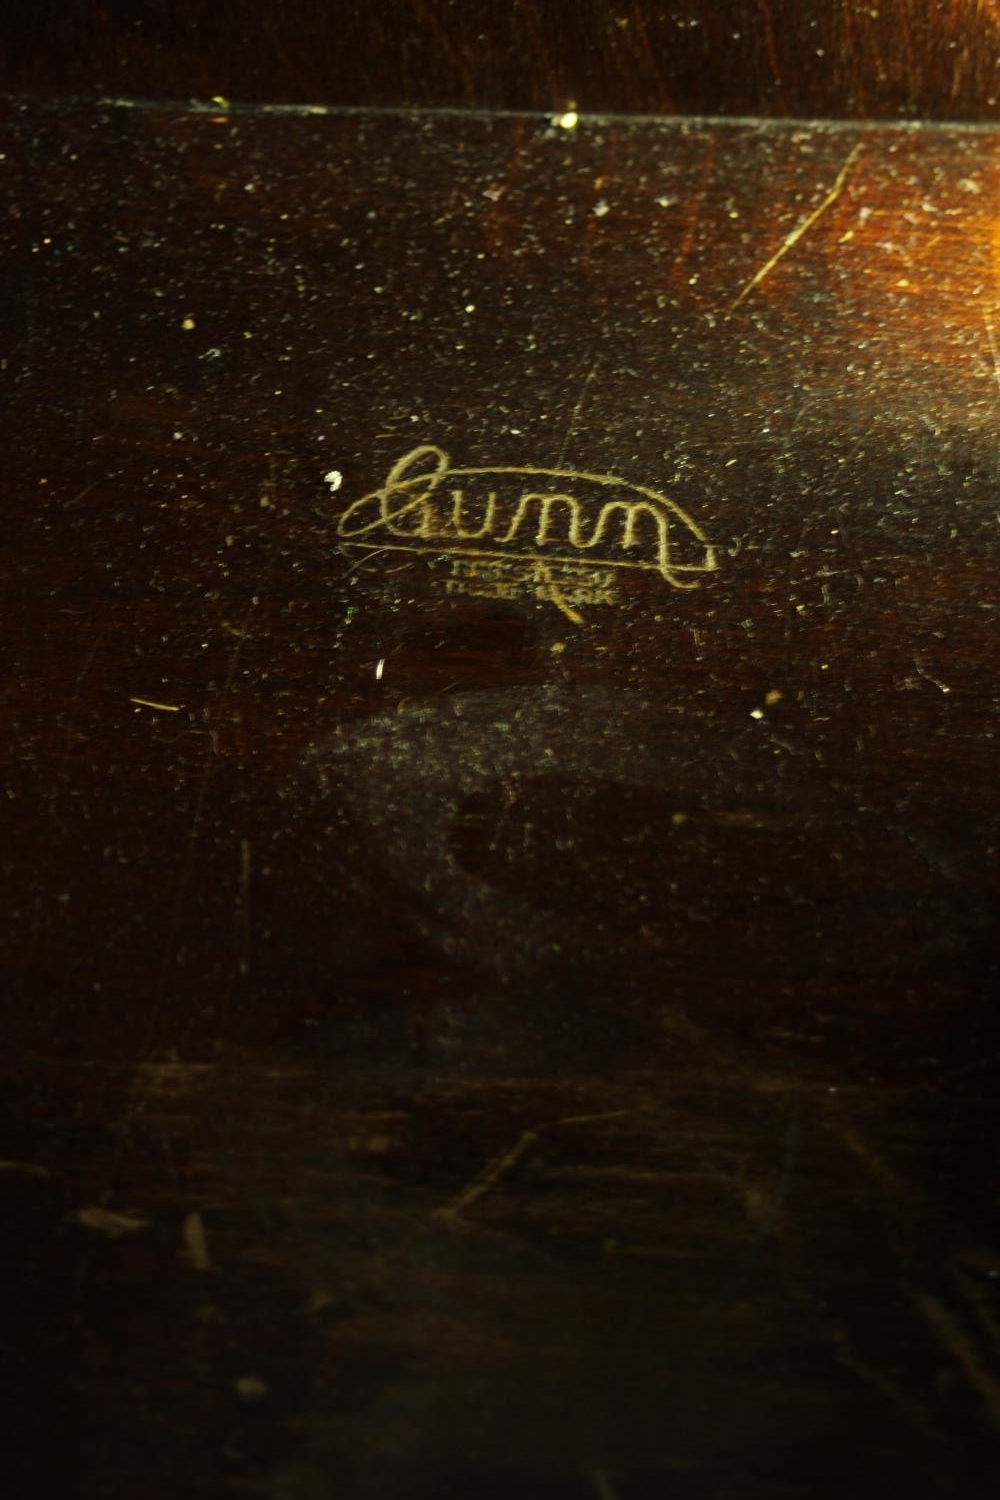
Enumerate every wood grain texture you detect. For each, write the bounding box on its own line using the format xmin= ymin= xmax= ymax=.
xmin=5 ymin=1 xmax=1000 ymax=122
xmin=1 ymin=97 xmax=999 ymax=1495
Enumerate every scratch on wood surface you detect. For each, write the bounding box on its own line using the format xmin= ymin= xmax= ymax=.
xmin=729 ymin=143 xmax=862 ymax=313
xmin=66 ymin=629 xmax=104 ymax=725
xmin=112 ymin=591 xmax=261 ymax=1171
xmin=919 ymin=1294 xmax=1000 ymax=1429
xmin=167 ymin=599 xmax=255 ymax=941
xmin=129 ymin=696 xmax=182 ymax=712
xmin=237 ymin=837 xmax=251 ymax=976
xmin=77 ymin=1206 xmax=149 ymax=1238
xmin=435 ymin=1127 xmax=541 ymax=1223
xmin=556 ymin=352 xmax=600 ymax=469
xmin=958 ymin=1246 xmax=1000 ymax=1280
xmin=835 ymin=1124 xmax=909 ymax=1198
xmin=52 ymin=628 xmax=106 ymax=825
xmin=181 ymin=1210 xmax=212 ymax=1270
xmin=912 ymin=657 xmax=951 ymax=695
xmin=546 ymin=1109 xmax=634 ymax=1130
xmin=733 ymin=1108 xmax=799 ymax=1277
xmin=958 ymin=1269 xmax=1000 ymax=1352
xmin=829 ymin=1325 xmax=921 ymax=1420
xmin=905 ymin=1047 xmax=1000 ymax=1098
xmin=759 ymin=0 xmax=781 ymax=83
xmin=982 ymin=307 xmax=1000 ymax=396
xmin=674 ymin=136 xmax=718 ymax=281
xmin=434 ymin=1109 xmax=632 ymax=1225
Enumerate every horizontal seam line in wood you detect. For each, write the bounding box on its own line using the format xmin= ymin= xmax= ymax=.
xmin=2 ymin=91 xmax=1000 ymax=135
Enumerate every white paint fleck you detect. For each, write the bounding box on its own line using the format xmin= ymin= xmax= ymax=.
xmin=324 ymin=469 xmax=343 ymax=492
xmin=593 ymin=200 xmax=610 ymax=218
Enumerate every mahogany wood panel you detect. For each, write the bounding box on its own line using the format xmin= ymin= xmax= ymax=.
xmin=6 ymin=1 xmax=1000 ymax=122
xmin=1 ymin=97 xmax=999 ymax=1495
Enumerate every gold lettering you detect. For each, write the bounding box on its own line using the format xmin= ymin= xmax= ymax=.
xmin=338 ymin=444 xmax=450 ymax=539
xmin=449 ymin=487 xmax=498 ymax=540
xmin=336 ymin=443 xmax=719 ymax=592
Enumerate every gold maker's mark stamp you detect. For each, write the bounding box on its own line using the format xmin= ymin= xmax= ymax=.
xmin=336 ymin=444 xmax=719 ymax=619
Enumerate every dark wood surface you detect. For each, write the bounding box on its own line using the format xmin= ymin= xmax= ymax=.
xmin=2 ymin=93 xmax=999 ymax=1496
xmin=7 ymin=1 xmax=1000 ymax=122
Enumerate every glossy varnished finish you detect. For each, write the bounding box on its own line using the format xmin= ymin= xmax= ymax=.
xmin=7 ymin=1 xmax=1000 ymax=122
xmin=1 ymin=98 xmax=999 ymax=1495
